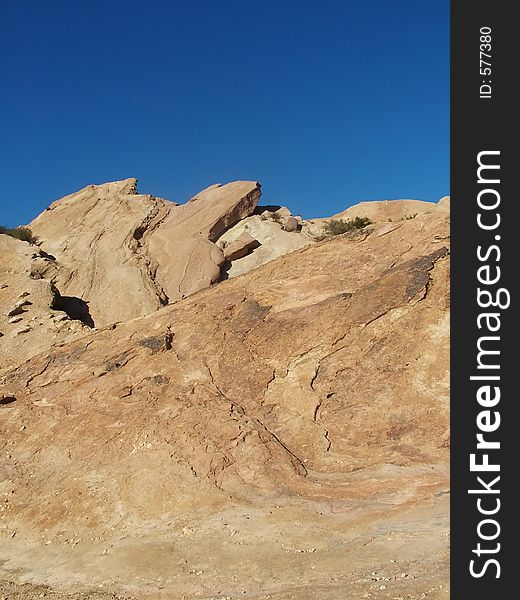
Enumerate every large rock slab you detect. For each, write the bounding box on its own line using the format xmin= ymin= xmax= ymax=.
xmin=0 ymin=207 xmax=450 ymax=598
xmin=147 ymin=181 xmax=261 ymax=302
xmin=218 ymin=209 xmax=316 ymax=278
xmin=223 ymin=231 xmax=261 ymax=261
xmin=30 ymin=179 xmax=261 ymax=327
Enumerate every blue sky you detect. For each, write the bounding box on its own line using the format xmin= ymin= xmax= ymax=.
xmin=0 ymin=0 xmax=448 ymax=227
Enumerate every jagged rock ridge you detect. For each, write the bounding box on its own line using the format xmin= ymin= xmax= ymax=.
xmin=28 ymin=179 xmax=262 ymax=328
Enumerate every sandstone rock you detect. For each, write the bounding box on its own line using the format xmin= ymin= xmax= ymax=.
xmin=6 ymin=306 xmax=25 ymax=317
xmin=0 ymin=234 xmax=90 ymax=372
xmin=6 ymin=299 xmax=32 ymax=317
xmin=0 ymin=182 xmax=451 ymax=598
xmin=223 ymin=232 xmax=261 ymax=261
xmin=0 ymin=393 xmax=16 ymax=405
xmin=30 ymin=179 xmax=261 ymax=326
xmin=304 ymin=196 xmax=448 ymax=239
xmin=0 ymin=205 xmax=449 ymax=598
xmin=282 ymin=216 xmax=300 ymax=232
xmin=438 ymin=195 xmax=451 ymax=210
xmin=218 ymin=210 xmax=315 ymax=278
xmin=14 ymin=326 xmax=31 ymax=335
xmin=333 ymin=198 xmax=437 ymax=222
xmin=147 ymin=181 xmax=261 ymax=303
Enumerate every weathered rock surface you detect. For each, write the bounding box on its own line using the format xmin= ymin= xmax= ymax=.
xmin=218 ymin=208 xmax=316 ymax=278
xmin=146 ymin=181 xmax=261 ymax=303
xmin=303 ymin=196 xmax=448 ymax=240
xmin=0 ymin=201 xmax=450 ymax=599
xmin=30 ymin=179 xmax=261 ymax=328
xmin=0 ymin=235 xmax=90 ymax=372
xmin=333 ymin=198 xmax=437 ymax=222
xmin=223 ymin=231 xmax=260 ymax=261
xmin=282 ymin=216 xmax=300 ymax=232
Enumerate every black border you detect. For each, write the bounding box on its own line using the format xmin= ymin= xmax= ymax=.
xmin=451 ymin=1 xmax=514 ymax=595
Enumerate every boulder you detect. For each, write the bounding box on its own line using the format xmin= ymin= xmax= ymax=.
xmin=223 ymin=232 xmax=261 ymax=261
xmin=217 ymin=211 xmax=315 ymax=278
xmin=282 ymin=216 xmax=300 ymax=232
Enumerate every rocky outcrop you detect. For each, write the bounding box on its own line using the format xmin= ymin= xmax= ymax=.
xmin=333 ymin=198 xmax=437 ymax=222
xmin=0 ymin=203 xmax=450 ymax=598
xmin=30 ymin=179 xmax=261 ymax=327
xmin=223 ymin=231 xmax=261 ymax=261
xmin=303 ymin=196 xmax=448 ymax=239
xmin=145 ymin=181 xmax=261 ymax=303
xmin=218 ymin=208 xmax=316 ymax=278
xmin=0 ymin=235 xmax=91 ymax=372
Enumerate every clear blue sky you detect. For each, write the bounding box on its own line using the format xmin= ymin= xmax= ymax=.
xmin=0 ymin=0 xmax=449 ymax=227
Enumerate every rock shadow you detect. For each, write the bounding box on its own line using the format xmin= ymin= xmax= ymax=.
xmin=53 ymin=295 xmax=95 ymax=328
xmin=219 ymin=259 xmax=232 ymax=281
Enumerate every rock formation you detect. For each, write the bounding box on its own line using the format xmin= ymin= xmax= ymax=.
xmin=29 ymin=179 xmax=261 ymax=328
xmin=217 ymin=207 xmax=316 ymax=278
xmin=0 ymin=186 xmax=450 ymax=599
xmin=222 ymin=231 xmax=261 ymax=262
xmin=0 ymin=235 xmax=90 ymax=372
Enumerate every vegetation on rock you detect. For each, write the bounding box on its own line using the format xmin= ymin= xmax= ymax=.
xmin=0 ymin=224 xmax=38 ymax=244
xmin=315 ymin=216 xmax=372 ymax=240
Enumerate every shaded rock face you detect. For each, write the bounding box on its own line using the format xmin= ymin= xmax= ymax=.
xmin=223 ymin=231 xmax=261 ymax=261
xmin=0 ymin=202 xmax=450 ymax=598
xmin=30 ymin=179 xmax=261 ymax=327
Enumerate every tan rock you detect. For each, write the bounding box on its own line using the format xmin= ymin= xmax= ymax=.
xmin=305 ymin=196 xmax=448 ymax=239
xmin=0 ymin=206 xmax=450 ymax=598
xmin=438 ymin=195 xmax=451 ymax=210
xmin=282 ymin=216 xmax=300 ymax=232
xmin=147 ymin=180 xmax=261 ymax=302
xmin=218 ymin=212 xmax=315 ymax=278
xmin=0 ymin=234 xmax=90 ymax=372
xmin=30 ymin=179 xmax=261 ymax=327
xmin=333 ymin=198 xmax=437 ymax=222
xmin=223 ymin=232 xmax=260 ymax=261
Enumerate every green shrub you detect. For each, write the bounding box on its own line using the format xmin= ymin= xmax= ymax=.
xmin=0 ymin=225 xmax=38 ymax=244
xmin=322 ymin=216 xmax=372 ymax=236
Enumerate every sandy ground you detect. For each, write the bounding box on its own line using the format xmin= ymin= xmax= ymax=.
xmin=0 ymin=496 xmax=448 ymax=600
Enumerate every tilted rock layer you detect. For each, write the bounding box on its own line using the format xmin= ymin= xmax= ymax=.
xmin=0 ymin=193 xmax=450 ymax=599
xmin=29 ymin=179 xmax=261 ymax=328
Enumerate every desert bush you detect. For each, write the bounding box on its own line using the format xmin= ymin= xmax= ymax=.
xmin=271 ymin=212 xmax=283 ymax=224
xmin=322 ymin=216 xmax=372 ymax=236
xmin=0 ymin=225 xmax=38 ymax=244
